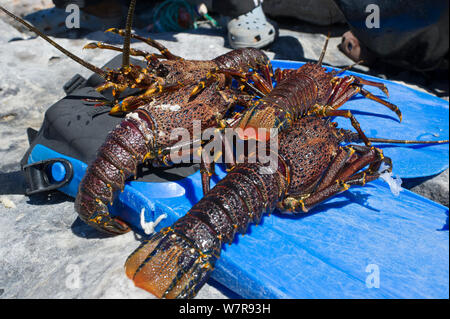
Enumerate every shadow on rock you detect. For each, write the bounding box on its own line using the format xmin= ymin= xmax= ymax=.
xmin=269 ymin=35 xmax=305 ymax=62
xmin=26 ymin=191 xmax=72 ymax=206
xmin=70 ymin=216 xmax=116 ymax=239
xmin=71 ymin=216 xmax=151 ymax=240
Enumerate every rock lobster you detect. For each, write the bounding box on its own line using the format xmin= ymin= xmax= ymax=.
xmin=3 ymin=1 xmax=447 ymax=300
xmin=198 ymin=35 xmax=402 ymax=146
xmin=0 ymin=2 xmax=272 ymax=235
xmin=124 ymin=115 xmax=394 ymax=298
xmin=123 ymin=33 xmax=449 ymax=299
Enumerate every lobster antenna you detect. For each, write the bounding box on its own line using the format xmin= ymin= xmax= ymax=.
xmin=368 ymin=137 xmax=449 ymax=144
xmin=332 ymin=60 xmax=365 ymax=76
xmin=341 ymin=129 xmax=449 ymax=144
xmin=0 ymin=5 xmax=106 ymax=77
xmin=317 ymin=32 xmax=331 ymax=66
xmin=122 ymin=0 xmax=137 ymax=69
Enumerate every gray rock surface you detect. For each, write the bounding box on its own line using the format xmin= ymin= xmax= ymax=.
xmin=409 ymin=170 xmax=449 ymax=207
xmin=0 ymin=3 xmax=448 ymax=299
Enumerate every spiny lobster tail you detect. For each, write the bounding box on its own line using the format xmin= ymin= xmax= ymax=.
xmin=74 ymin=109 xmax=156 ymax=235
xmin=125 ymin=162 xmax=288 ymax=298
xmin=317 ymin=32 xmax=331 ymax=66
xmin=122 ymin=0 xmax=137 ymax=68
xmin=125 ymin=225 xmax=220 ymax=299
xmin=0 ymin=6 xmax=106 ymax=77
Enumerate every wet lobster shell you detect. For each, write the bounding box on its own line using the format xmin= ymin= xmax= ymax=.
xmin=124 ymin=116 xmax=378 ymax=298
xmin=75 ymin=48 xmax=273 ymax=235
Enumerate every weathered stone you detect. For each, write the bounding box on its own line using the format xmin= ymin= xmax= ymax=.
xmin=405 ymin=169 xmax=449 ymax=207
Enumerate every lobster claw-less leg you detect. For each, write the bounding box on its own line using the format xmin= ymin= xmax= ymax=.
xmin=328 ymin=75 xmax=402 ymax=121
xmin=191 ymin=63 xmax=274 ymax=98
xmin=302 ymin=146 xmax=391 ymax=211
xmin=84 ymin=42 xmax=164 ymax=63
xmin=279 ymin=144 xmax=390 ymax=213
xmin=109 ymin=81 xmax=184 ymax=114
xmin=106 ymin=28 xmax=182 ymax=60
xmin=95 ymin=69 xmax=165 ymax=109
xmin=314 ymin=108 xmax=374 ymax=147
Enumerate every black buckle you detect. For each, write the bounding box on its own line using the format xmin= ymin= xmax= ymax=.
xmin=22 ymin=158 xmax=73 ymax=196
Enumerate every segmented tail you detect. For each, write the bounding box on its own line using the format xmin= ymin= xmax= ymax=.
xmin=74 ymin=109 xmax=156 ymax=235
xmin=125 ymin=162 xmax=287 ymax=298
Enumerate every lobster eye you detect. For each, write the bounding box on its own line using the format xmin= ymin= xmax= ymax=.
xmin=156 ymin=65 xmax=169 ymax=77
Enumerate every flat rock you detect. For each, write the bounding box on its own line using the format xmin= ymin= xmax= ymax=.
xmin=407 ymin=169 xmax=449 ymax=207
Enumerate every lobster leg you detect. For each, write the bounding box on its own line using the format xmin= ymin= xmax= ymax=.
xmin=279 ymin=145 xmax=354 ymax=212
xmin=106 ymin=28 xmax=182 ymax=60
xmin=109 ymin=95 xmax=151 ymax=115
xmin=280 ymin=144 xmax=390 ymax=213
xmin=96 ymin=82 xmax=129 ymax=106
xmin=218 ymin=68 xmax=273 ymax=96
xmin=302 ymin=148 xmax=391 ymax=211
xmin=274 ymin=68 xmax=297 ymax=83
xmin=190 ymin=69 xmax=224 ymax=97
xmin=199 ymin=121 xmax=239 ymax=195
xmin=315 ymin=146 xmax=355 ymax=192
xmin=200 ymin=146 xmax=216 ymax=195
xmin=315 ymin=109 xmax=373 ymax=147
xmin=328 ymin=76 xmax=402 ymax=121
xmin=84 ymin=42 xmax=164 ymax=62
xmin=191 ymin=64 xmax=273 ymax=98
xmin=359 ymin=88 xmax=402 ymax=121
xmin=337 ymin=145 xmax=390 ymax=181
xmin=354 ymin=76 xmax=389 ymax=97
xmin=109 ymin=82 xmax=184 ymax=114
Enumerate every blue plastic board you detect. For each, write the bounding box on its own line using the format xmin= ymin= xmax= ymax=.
xmin=271 ymin=60 xmax=449 ymax=179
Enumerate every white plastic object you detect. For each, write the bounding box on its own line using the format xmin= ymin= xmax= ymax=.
xmin=227 ymin=5 xmax=276 ymax=49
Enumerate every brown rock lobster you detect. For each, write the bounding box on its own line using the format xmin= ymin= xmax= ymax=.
xmin=124 ymin=115 xmax=394 ymax=298
xmin=192 ymin=35 xmax=402 ymax=146
xmin=123 ymin=34 xmax=449 ymax=299
xmin=1 ymin=2 xmax=272 ymax=235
